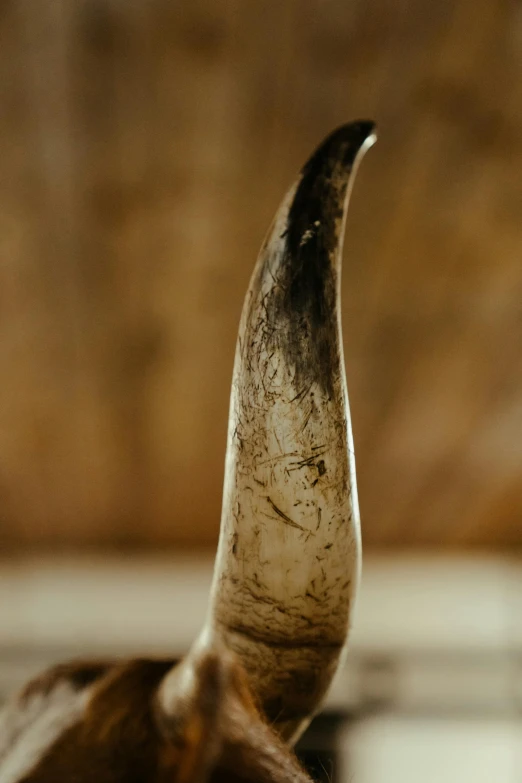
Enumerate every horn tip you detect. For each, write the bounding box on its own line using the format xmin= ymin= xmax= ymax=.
xmin=333 ymin=119 xmax=377 ymax=144
xmin=351 ymin=119 xmax=378 ymax=154
xmin=304 ymin=120 xmax=377 ymax=175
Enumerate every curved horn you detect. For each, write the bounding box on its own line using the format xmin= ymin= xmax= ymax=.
xmin=204 ymin=121 xmax=376 ymax=742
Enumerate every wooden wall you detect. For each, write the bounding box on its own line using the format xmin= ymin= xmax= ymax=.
xmin=0 ymin=0 xmax=521 ymax=550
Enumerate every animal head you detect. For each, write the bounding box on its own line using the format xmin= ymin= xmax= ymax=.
xmin=0 ymin=121 xmax=376 ymax=783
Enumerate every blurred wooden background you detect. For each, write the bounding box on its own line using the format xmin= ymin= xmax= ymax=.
xmin=0 ymin=0 xmax=521 ymax=550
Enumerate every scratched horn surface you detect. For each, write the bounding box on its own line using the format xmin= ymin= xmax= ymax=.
xmin=208 ymin=122 xmax=376 ymax=743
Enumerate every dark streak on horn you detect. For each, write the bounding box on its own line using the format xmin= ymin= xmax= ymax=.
xmin=265 ymin=121 xmax=375 ymax=398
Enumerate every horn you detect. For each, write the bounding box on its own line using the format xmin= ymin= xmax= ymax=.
xmin=202 ymin=121 xmax=376 ymax=742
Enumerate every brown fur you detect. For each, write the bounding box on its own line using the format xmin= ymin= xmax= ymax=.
xmin=10 ymin=651 xmax=313 ymax=783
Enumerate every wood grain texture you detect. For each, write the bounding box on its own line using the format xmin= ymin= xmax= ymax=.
xmin=0 ymin=0 xmax=520 ymax=550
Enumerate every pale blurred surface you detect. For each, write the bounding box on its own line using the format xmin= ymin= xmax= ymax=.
xmin=0 ymin=0 xmax=521 ymax=551
xmin=344 ymin=716 xmax=522 ymax=783
xmin=1 ymin=554 xmax=521 ymax=782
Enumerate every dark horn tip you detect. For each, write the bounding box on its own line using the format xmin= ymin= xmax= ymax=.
xmin=327 ymin=119 xmax=377 ymax=147
xmin=302 ymin=120 xmax=377 ymax=176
